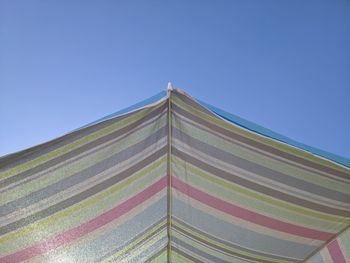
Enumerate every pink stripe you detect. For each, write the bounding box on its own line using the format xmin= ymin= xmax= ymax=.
xmin=172 ymin=176 xmax=334 ymax=241
xmin=328 ymin=239 xmax=347 ymax=263
xmin=1 ymin=176 xmax=167 ymax=263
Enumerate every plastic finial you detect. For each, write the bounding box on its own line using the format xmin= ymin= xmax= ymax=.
xmin=167 ymin=82 xmax=173 ymax=93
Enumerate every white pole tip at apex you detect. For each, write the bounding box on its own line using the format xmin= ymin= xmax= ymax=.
xmin=167 ymin=82 xmax=173 ymax=92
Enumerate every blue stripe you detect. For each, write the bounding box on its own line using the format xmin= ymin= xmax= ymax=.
xmin=76 ymin=90 xmax=167 ymax=130
xmin=197 ymin=99 xmax=350 ymax=168
xmin=75 ymin=89 xmax=349 ymax=168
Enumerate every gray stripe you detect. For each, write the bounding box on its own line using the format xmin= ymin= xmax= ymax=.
xmin=172 ymin=198 xmax=312 ymax=259
xmin=171 ymin=246 xmax=205 ymax=263
xmin=0 ymin=147 xmax=167 ymax=235
xmin=145 ymin=246 xmax=167 ymax=263
xmin=0 ymin=102 xmax=165 ymax=172
xmin=172 ymin=101 xmax=350 ymax=180
xmin=172 ymin=226 xmax=272 ymax=263
xmin=172 ymin=237 xmax=232 ymax=263
xmin=0 ymin=111 xmax=133 ymax=171
xmin=132 ymin=236 xmax=167 ymax=263
xmin=172 ymin=218 xmax=294 ymax=262
xmin=60 ymin=197 xmax=167 ymax=262
xmin=0 ymin=103 xmax=167 ymax=189
xmin=172 ymin=126 xmax=350 ymax=204
xmin=0 ymin=112 xmax=166 ymax=194
xmin=174 ymin=110 xmax=350 ymax=185
xmin=0 ymin=126 xmax=167 ymax=216
xmin=172 ymin=147 xmax=350 ymax=217
xmin=98 ymin=216 xmax=167 ymax=262
xmin=172 ymin=90 xmax=217 ymax=117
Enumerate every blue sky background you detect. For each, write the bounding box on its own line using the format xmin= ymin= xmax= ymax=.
xmin=0 ymin=0 xmax=349 ymax=159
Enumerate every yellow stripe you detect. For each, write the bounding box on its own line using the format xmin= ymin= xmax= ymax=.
xmin=1 ymin=117 xmax=167 ymax=206
xmin=172 ymin=156 xmax=349 ymax=224
xmin=149 ymin=249 xmax=167 ymax=263
xmin=0 ymin=156 xmax=166 ymax=244
xmin=172 ymin=221 xmax=290 ymax=263
xmin=0 ymin=103 xmax=165 ymax=180
xmin=102 ymin=220 xmax=167 ymax=263
xmin=172 ymin=95 xmax=349 ymax=173
xmin=170 ymin=250 xmax=194 ymax=263
xmin=173 ymin=115 xmax=350 ymax=194
xmin=115 ymin=228 xmax=167 ymax=263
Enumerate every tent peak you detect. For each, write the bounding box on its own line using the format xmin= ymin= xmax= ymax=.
xmin=167 ymin=82 xmax=173 ymax=94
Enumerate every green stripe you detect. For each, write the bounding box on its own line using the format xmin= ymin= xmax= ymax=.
xmin=172 ymin=156 xmax=349 ymax=224
xmin=172 ymin=162 xmax=348 ymax=232
xmin=172 ymin=221 xmax=288 ymax=263
xmin=173 ymin=116 xmax=350 ymax=194
xmin=172 ymin=95 xmax=349 ymax=173
xmin=1 ymin=115 xmax=167 ymax=205
xmin=118 ymin=228 xmax=167 ymax=263
xmin=149 ymin=249 xmax=167 ymax=263
xmin=102 ymin=220 xmax=167 ymax=262
xmin=170 ymin=249 xmax=195 ymax=263
xmin=172 ymin=227 xmax=266 ymax=263
xmin=0 ymin=157 xmax=166 ymax=253
xmin=0 ymin=103 xmax=165 ymax=180
xmin=338 ymin=229 xmax=350 ymax=260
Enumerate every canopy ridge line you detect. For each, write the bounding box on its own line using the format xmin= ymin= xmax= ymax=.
xmin=166 ymin=84 xmax=173 ymax=262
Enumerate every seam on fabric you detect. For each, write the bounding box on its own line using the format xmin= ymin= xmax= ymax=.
xmin=302 ymin=224 xmax=350 ymax=262
xmin=167 ymin=90 xmax=173 ymax=263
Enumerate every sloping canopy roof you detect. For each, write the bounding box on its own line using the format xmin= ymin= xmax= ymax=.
xmin=0 ymin=89 xmax=349 ymax=262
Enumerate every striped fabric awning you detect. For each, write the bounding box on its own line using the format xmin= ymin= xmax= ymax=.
xmin=0 ymin=89 xmax=349 ymax=262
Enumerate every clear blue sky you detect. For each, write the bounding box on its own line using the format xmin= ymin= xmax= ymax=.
xmin=1 ymin=0 xmax=349 ymax=159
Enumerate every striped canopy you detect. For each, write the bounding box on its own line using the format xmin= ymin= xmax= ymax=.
xmin=0 ymin=89 xmax=349 ymax=262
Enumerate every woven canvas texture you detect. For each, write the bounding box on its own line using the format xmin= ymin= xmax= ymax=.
xmin=0 ymin=90 xmax=349 ymax=262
